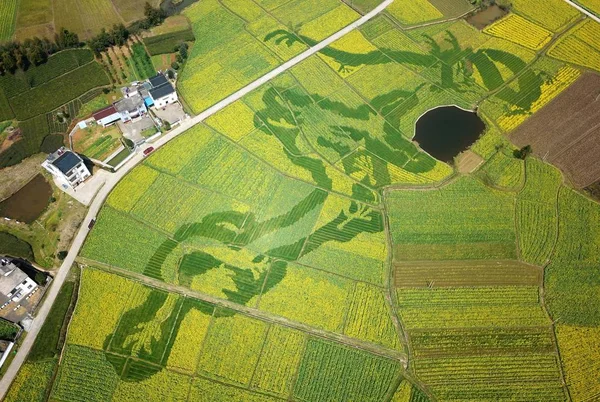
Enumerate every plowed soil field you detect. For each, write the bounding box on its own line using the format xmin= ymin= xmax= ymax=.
xmin=510 ymin=73 xmax=600 ymax=188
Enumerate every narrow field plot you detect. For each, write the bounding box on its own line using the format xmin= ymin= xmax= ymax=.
xmin=398 ymin=286 xmax=541 ymax=307
xmin=69 ymin=0 xmax=123 ymax=38
xmin=394 ymin=260 xmax=541 ymax=288
xmin=270 ymin=0 xmax=340 ymax=27
xmin=343 ymin=282 xmax=401 ymax=349
xmin=478 ymin=150 xmax=524 ymax=190
xmin=257 ymin=263 xmax=352 ymax=332
xmin=206 ymin=101 xmax=257 ymax=142
xmin=294 ymin=338 xmax=401 ymax=401
xmin=483 ymin=14 xmax=553 ymax=50
xmin=108 ymin=290 xmax=182 ymax=364
xmin=556 ymin=325 xmax=600 ymax=401
xmin=247 ymin=14 xmax=307 ymax=61
xmin=67 ymin=268 xmax=137 ymax=349
xmin=166 ymin=299 xmax=213 ymax=373
xmin=0 ymin=0 xmax=17 ymax=41
xmin=516 ymin=159 xmax=562 ymax=266
xmin=298 ymin=5 xmax=359 ymax=42
xmin=387 ymin=176 xmax=517 ymax=260
xmin=416 ymin=355 xmax=566 ymax=401
xmin=72 ymin=124 xmax=122 ymax=161
xmin=180 ymin=0 xmax=280 ymax=113
xmin=250 ymin=326 xmax=306 ymax=396
xmin=549 ymin=20 xmax=600 ymax=73
xmin=15 ymin=0 xmax=52 ymax=28
xmin=112 ymin=368 xmax=191 ymax=402
xmin=51 ymin=345 xmax=119 ymax=402
xmin=4 ymin=360 xmax=56 ymax=402
xmin=145 ymin=124 xmax=217 ymax=175
xmin=510 ymin=0 xmax=580 ymax=31
xmin=190 ymin=377 xmax=282 ymax=402
xmin=80 ymin=207 xmax=170 ymax=274
xmin=385 ymin=0 xmax=443 ymax=26
xmin=577 ymin=0 xmax=600 ymax=14
xmin=106 ymin=165 xmax=160 ymax=213
xmin=360 ymin=15 xmax=395 ymax=40
xmin=197 ymin=311 xmax=268 ymax=386
xmin=428 ymin=0 xmax=473 ymax=18
xmin=399 ymin=302 xmax=548 ymax=329
xmin=410 ymin=327 xmax=556 ymax=358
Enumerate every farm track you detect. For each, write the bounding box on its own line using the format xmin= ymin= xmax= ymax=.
xmin=81 ymin=258 xmax=408 ymax=363
xmin=0 ymin=0 xmax=396 ymax=397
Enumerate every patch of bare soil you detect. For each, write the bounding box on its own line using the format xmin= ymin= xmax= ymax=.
xmin=466 ymin=5 xmax=508 ymax=30
xmin=456 ymin=150 xmax=484 ymax=173
xmin=510 ymin=73 xmax=600 ymax=188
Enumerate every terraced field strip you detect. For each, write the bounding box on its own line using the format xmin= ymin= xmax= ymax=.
xmin=394 ymin=260 xmax=542 ymax=287
xmin=79 ymin=258 xmax=408 ymax=364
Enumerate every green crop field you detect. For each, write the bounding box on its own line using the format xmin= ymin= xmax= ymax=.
xmin=8 ymin=0 xmax=600 ymax=400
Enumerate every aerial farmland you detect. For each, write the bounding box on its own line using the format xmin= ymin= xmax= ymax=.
xmin=0 ymin=0 xmax=600 ymax=401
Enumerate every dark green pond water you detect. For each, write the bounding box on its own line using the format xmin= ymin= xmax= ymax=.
xmin=0 ymin=174 xmax=52 ymax=223
xmin=414 ymin=106 xmax=486 ymax=163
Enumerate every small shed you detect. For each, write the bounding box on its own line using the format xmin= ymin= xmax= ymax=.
xmin=92 ymin=106 xmax=120 ymax=127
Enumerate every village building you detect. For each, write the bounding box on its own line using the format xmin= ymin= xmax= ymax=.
xmin=0 ymin=258 xmax=37 ymax=310
xmin=92 ymin=105 xmax=120 ymax=127
xmin=114 ymin=93 xmax=147 ymax=123
xmin=148 ymin=74 xmax=178 ymax=108
xmin=41 ymin=147 xmax=91 ymax=189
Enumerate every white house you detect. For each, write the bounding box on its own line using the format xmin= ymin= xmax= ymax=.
xmin=0 ymin=258 xmax=37 ymax=308
xmin=114 ymin=93 xmax=147 ymax=123
xmin=42 ymin=147 xmax=91 ymax=189
xmin=92 ymin=105 xmax=121 ymax=127
xmin=148 ymin=74 xmax=178 ymax=108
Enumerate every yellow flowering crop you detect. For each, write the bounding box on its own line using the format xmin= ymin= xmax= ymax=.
xmin=484 ymin=14 xmax=552 ymax=50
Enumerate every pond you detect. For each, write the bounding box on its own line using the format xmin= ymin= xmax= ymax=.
xmin=0 ymin=174 xmax=52 ymax=223
xmin=414 ymin=106 xmax=486 ymax=164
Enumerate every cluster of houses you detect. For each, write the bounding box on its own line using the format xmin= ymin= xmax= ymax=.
xmin=41 ymin=73 xmax=178 ymax=190
xmin=92 ymin=73 xmax=178 ymax=128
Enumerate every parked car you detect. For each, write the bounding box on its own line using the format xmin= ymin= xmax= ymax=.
xmin=143 ymin=147 xmax=155 ymax=157
xmin=88 ymin=218 xmax=96 ymax=230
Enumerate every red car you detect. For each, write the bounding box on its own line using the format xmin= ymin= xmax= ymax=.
xmin=143 ymin=147 xmax=155 ymax=157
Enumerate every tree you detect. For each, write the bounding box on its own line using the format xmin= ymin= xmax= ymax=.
xmin=1 ymin=51 xmax=16 ymax=72
xmin=143 ymin=2 xmax=167 ymax=27
xmin=111 ymin=24 xmax=129 ymax=46
xmin=514 ymin=145 xmax=532 ymax=160
xmin=55 ymin=28 xmax=80 ymax=49
xmin=178 ymin=42 xmax=188 ymax=59
xmin=171 ymin=61 xmax=179 ymax=70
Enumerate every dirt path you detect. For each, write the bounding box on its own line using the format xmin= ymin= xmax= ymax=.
xmin=0 ymin=0 xmax=395 ymax=397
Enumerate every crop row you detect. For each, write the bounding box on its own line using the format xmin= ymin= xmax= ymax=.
xmin=510 ymin=0 xmax=580 ymax=32
xmin=483 ymin=14 xmax=552 ymax=50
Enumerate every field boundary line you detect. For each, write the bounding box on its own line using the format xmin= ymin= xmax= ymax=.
xmin=0 ymin=0 xmax=396 ymax=396
xmin=82 ymin=258 xmax=408 ymax=363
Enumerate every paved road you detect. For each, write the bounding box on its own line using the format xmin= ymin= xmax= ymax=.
xmin=563 ymin=0 xmax=600 ymax=23
xmin=0 ymin=0 xmax=393 ymax=397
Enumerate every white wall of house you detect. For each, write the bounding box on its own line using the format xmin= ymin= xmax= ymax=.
xmin=8 ymin=277 xmax=36 ymax=303
xmin=42 ymin=158 xmax=91 ymax=189
xmin=154 ymin=92 xmax=178 ymax=109
xmin=97 ymin=113 xmax=121 ymax=127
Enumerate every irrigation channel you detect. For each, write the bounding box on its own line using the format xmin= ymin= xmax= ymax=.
xmin=0 ymin=0 xmax=395 ymax=397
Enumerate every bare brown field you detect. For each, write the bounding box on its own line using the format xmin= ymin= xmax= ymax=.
xmin=394 ymin=259 xmax=542 ymax=287
xmin=456 ymin=150 xmax=484 ymax=173
xmin=511 ymin=73 xmax=600 ymax=188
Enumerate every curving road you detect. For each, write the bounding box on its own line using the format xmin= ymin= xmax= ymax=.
xmin=0 ymin=0 xmax=394 ymax=397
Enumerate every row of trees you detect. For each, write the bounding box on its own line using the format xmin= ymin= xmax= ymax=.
xmin=0 ymin=2 xmax=167 ymax=73
xmin=87 ymin=3 xmax=167 ymax=56
xmin=0 ymin=29 xmax=81 ymax=74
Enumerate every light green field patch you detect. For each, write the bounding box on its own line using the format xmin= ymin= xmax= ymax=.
xmin=206 ymin=101 xmax=258 ymax=142
xmin=145 ymin=124 xmax=217 ymax=174
xmin=221 ymin=0 xmax=264 ymax=22
xmin=197 ymin=312 xmax=269 ymax=385
xmin=298 ymin=5 xmax=359 ymax=42
xmin=107 ymin=165 xmax=160 ymax=213
xmin=258 ymin=263 xmax=352 ymax=332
